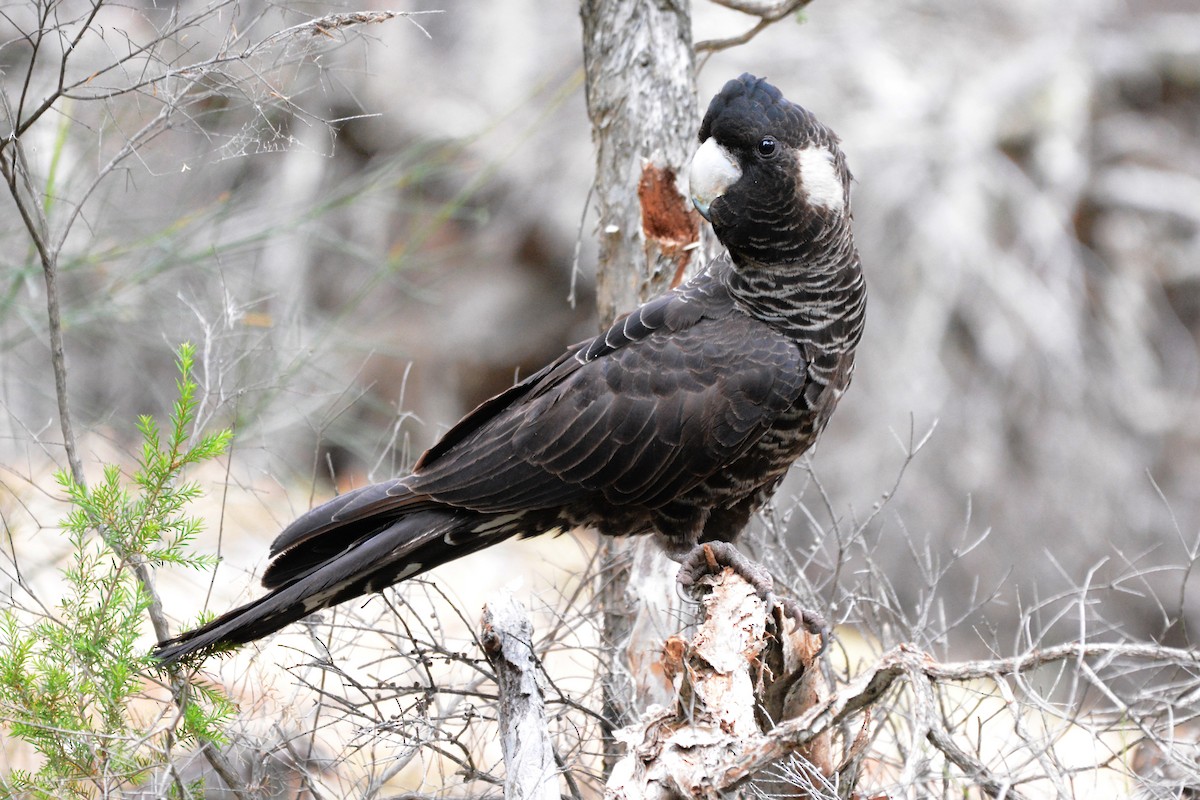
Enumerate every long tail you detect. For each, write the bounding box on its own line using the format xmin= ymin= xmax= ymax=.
xmin=153 ymin=507 xmax=513 ymax=665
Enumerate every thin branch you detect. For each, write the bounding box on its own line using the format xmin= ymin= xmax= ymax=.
xmin=923 ymin=640 xmax=1200 ymax=682
xmin=695 ymin=0 xmax=813 ymax=55
xmin=244 ymin=10 xmax=442 ymax=57
xmin=5 ymin=0 xmax=106 ymax=148
xmin=0 ymin=147 xmax=83 ymax=485
xmin=927 ymin=725 xmax=1030 ymax=800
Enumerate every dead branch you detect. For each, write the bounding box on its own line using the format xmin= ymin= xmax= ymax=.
xmin=723 ymin=641 xmax=1200 ymax=790
xmin=244 ymin=10 xmax=442 ymax=57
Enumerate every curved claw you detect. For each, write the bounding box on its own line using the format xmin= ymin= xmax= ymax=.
xmin=772 ymin=596 xmax=831 ymax=657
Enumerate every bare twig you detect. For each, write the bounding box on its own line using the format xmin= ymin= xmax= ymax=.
xmin=245 ymin=10 xmax=443 ymax=57
xmin=695 ymin=0 xmax=814 ymax=55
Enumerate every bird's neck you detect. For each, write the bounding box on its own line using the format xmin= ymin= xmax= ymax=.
xmin=725 ymin=237 xmax=866 ymax=354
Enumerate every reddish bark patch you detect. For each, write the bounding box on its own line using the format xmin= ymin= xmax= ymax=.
xmin=638 ymin=163 xmax=700 ymax=288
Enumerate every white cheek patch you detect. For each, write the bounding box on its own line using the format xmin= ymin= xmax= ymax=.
xmin=796 ymin=146 xmax=845 ymax=211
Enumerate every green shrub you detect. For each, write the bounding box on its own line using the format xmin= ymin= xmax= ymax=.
xmin=0 ymin=343 xmax=233 ymax=799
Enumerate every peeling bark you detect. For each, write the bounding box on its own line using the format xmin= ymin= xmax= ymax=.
xmin=606 ymin=570 xmax=831 ymax=799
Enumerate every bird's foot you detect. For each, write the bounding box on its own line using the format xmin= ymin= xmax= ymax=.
xmin=677 ymin=541 xmax=829 ymax=652
xmin=678 ymin=540 xmax=772 ymax=594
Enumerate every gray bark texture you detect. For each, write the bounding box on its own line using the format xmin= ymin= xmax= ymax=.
xmin=481 ymin=592 xmax=560 ymax=800
xmin=578 ymin=0 xmax=707 ymax=765
xmin=580 ymin=0 xmax=701 ymax=326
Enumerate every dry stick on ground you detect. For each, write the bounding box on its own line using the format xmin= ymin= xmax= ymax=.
xmin=481 ymin=592 xmax=561 ymax=800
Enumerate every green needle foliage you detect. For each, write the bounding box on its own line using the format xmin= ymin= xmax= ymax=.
xmin=0 ymin=343 xmax=234 ymax=799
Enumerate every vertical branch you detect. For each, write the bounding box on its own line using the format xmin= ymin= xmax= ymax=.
xmin=1 ymin=15 xmax=252 ymax=796
xmin=4 ymin=139 xmax=171 ymax=637
xmin=40 ymin=239 xmax=85 ymax=485
xmin=578 ymin=0 xmax=705 ymax=772
xmin=5 ymin=114 xmax=254 ymax=800
xmin=0 ymin=141 xmax=84 ymax=484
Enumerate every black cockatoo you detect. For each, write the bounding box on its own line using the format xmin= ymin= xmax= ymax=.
xmin=154 ymin=74 xmax=866 ymax=664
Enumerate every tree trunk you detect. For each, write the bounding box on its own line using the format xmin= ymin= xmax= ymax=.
xmin=579 ymin=0 xmax=705 ymax=775
xmin=580 ymin=0 xmax=701 ymax=325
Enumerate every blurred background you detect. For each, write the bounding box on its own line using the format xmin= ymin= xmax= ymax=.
xmin=2 ymin=0 xmax=1200 ymax=653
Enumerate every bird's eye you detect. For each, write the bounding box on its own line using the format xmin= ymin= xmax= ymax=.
xmin=757 ymin=136 xmax=777 ymax=157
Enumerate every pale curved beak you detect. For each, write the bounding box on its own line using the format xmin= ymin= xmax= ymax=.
xmin=688 ymin=138 xmax=741 ymax=221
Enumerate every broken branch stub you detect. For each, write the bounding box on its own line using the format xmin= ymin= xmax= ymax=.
xmin=606 ymin=569 xmax=831 ymax=799
xmin=481 ymin=591 xmax=560 ymax=800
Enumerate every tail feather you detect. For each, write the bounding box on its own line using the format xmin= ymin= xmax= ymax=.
xmin=263 ymin=481 xmax=435 ymax=589
xmin=153 ymin=508 xmax=513 ymax=664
